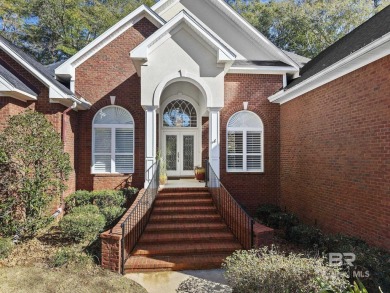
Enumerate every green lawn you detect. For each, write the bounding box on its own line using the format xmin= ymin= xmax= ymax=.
xmin=0 ymin=266 xmax=147 ymax=293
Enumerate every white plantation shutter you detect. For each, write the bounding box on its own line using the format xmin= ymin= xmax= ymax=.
xmin=94 ymin=128 xmax=111 ymax=153
xmin=115 ymin=128 xmax=134 ymax=173
xmin=92 ymin=106 xmax=134 ymax=174
xmin=246 ymin=131 xmax=262 ymax=171
xmin=227 ymin=111 xmax=264 ymax=172
xmin=227 ymin=132 xmax=244 ymax=170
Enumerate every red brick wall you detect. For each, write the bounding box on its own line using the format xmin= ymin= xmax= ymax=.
xmin=0 ymin=49 xmax=76 ymax=197
xmin=220 ymin=74 xmax=283 ymax=215
xmin=75 ymin=18 xmax=158 ymax=191
xmin=280 ymin=56 xmax=390 ymax=250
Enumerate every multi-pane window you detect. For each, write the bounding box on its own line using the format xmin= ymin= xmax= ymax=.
xmin=92 ymin=106 xmax=134 ymax=174
xmin=227 ymin=111 xmax=263 ymax=172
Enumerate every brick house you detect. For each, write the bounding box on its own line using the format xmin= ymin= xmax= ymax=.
xmin=0 ymin=0 xmax=388 ymax=272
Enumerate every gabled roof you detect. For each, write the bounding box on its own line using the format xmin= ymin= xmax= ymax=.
xmin=152 ymin=0 xmax=300 ymax=70
xmin=131 ymin=10 xmax=236 ymax=66
xmin=0 ymin=64 xmax=38 ymax=100
xmin=55 ymin=5 xmax=165 ymax=78
xmin=269 ymin=6 xmax=390 ymax=104
xmin=0 ymin=35 xmax=90 ymax=109
xmin=286 ymin=6 xmax=390 ymax=90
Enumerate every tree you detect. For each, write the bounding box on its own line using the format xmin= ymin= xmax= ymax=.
xmin=230 ymin=0 xmax=389 ymax=58
xmin=0 ymin=111 xmax=71 ymax=237
xmin=0 ymin=0 xmax=155 ymax=64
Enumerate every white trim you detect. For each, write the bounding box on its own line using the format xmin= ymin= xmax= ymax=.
xmin=131 ymin=10 xmax=235 ymax=64
xmin=269 ymin=33 xmax=390 ymax=105
xmin=0 ymin=42 xmax=89 ymax=109
xmin=91 ymin=105 xmax=135 ymax=174
xmin=228 ymin=66 xmax=297 ymax=75
xmin=160 ymin=94 xmax=201 ymax=176
xmin=152 ymin=71 xmax=213 ymax=108
xmin=55 ymin=5 xmax=165 ymax=78
xmin=152 ymin=0 xmax=299 ymax=69
xmin=226 ymin=110 xmax=264 ymax=173
xmin=0 ymin=76 xmax=37 ymax=101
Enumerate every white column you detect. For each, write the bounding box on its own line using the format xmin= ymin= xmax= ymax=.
xmin=144 ymin=106 xmax=158 ymax=188
xmin=208 ymin=107 xmax=221 ymax=178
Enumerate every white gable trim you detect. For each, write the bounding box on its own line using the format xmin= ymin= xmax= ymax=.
xmin=228 ymin=65 xmax=297 ymax=75
xmin=131 ymin=10 xmax=235 ymax=64
xmin=55 ymin=5 xmax=165 ymax=78
xmin=268 ymin=33 xmax=390 ymax=105
xmin=0 ymin=42 xmax=90 ymax=110
xmin=0 ymin=76 xmax=37 ymax=101
xmin=152 ymin=0 xmax=299 ymax=69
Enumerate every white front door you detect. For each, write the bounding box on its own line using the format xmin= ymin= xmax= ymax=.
xmin=163 ymin=131 xmax=197 ymax=177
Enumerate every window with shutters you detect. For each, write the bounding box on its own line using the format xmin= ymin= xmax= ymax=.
xmin=92 ymin=106 xmax=134 ymax=174
xmin=227 ymin=111 xmax=263 ymax=172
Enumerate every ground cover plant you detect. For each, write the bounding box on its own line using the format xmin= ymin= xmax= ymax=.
xmin=256 ymin=204 xmax=390 ymax=292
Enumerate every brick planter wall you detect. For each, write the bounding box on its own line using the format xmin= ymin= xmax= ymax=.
xmin=101 ymin=188 xmax=148 ymax=273
xmin=280 ymin=56 xmax=390 ymax=250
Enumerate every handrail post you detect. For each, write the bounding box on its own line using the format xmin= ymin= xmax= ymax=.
xmin=251 ymin=219 xmax=254 ymax=249
xmin=121 ymin=223 xmax=125 ymax=274
xmin=204 ymin=159 xmax=208 ymax=187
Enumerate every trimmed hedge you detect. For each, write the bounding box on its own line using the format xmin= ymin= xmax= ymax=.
xmin=59 ymin=205 xmax=106 ymax=242
xmin=223 ymin=247 xmax=349 ymax=293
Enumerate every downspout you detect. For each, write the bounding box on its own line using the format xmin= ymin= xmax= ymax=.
xmin=55 ymin=102 xmax=77 ymax=217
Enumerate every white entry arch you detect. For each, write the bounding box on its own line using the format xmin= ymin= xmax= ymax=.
xmin=153 ymin=71 xmax=213 ymax=108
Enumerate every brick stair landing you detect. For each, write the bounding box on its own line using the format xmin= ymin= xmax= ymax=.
xmin=124 ymin=187 xmax=242 ymax=273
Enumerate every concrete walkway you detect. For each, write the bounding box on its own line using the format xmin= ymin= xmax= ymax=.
xmin=126 ymin=269 xmax=231 ymax=293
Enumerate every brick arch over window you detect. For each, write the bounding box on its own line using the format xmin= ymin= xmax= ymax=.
xmin=92 ymin=105 xmax=134 ymax=174
xmin=226 ymin=110 xmax=264 ymax=172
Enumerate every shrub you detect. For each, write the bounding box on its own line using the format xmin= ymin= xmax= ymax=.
xmin=64 ymin=190 xmax=126 ymax=228
xmin=223 ymin=247 xmax=349 ymax=293
xmin=322 ymin=234 xmax=390 ymax=292
xmin=267 ymin=212 xmax=299 ymax=229
xmin=0 ymin=111 xmax=71 ymax=238
xmin=59 ymin=205 xmax=106 ymax=242
xmin=122 ymin=187 xmax=139 ymax=200
xmin=287 ymin=224 xmax=323 ymax=247
xmin=0 ymin=238 xmax=13 ymax=259
xmin=64 ymin=190 xmax=94 ymax=212
xmin=100 ymin=206 xmax=125 ymax=227
xmin=256 ymin=204 xmax=281 ymax=223
xmin=91 ymin=190 xmax=126 ymax=210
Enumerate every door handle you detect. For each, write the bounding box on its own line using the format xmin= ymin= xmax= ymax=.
xmin=177 ymin=152 xmax=179 ymax=162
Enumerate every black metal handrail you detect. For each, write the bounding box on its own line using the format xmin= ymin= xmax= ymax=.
xmin=206 ymin=160 xmax=254 ymax=249
xmin=120 ymin=161 xmax=160 ymax=274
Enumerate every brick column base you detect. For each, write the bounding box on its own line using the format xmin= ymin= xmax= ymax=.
xmin=101 ymin=231 xmax=122 ymax=273
xmin=253 ymin=222 xmax=274 ymax=248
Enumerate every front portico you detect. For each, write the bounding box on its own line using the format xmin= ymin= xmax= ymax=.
xmin=131 ymin=11 xmax=235 ymax=186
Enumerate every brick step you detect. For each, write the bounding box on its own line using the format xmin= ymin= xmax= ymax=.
xmin=124 ymin=254 xmax=231 ymax=273
xmin=148 ymin=213 xmax=221 ymax=223
xmin=132 ymin=241 xmax=241 ymax=256
xmin=157 ymin=192 xmax=211 ymax=200
xmin=144 ymin=222 xmax=229 ymax=233
xmin=138 ymin=231 xmax=236 ymax=244
xmin=159 ymin=187 xmax=209 ymax=193
xmin=154 ymin=198 xmax=214 ymax=207
xmin=152 ymin=205 xmax=217 ymax=215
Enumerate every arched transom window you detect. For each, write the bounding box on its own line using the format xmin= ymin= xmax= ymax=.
xmin=227 ymin=111 xmax=263 ymax=172
xmin=92 ymin=106 xmax=134 ymax=174
xmin=163 ymin=99 xmax=197 ymax=127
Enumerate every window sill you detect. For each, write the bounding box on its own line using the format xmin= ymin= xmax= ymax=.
xmin=226 ymin=171 xmax=264 ymax=175
xmin=91 ymin=173 xmax=134 ymax=177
